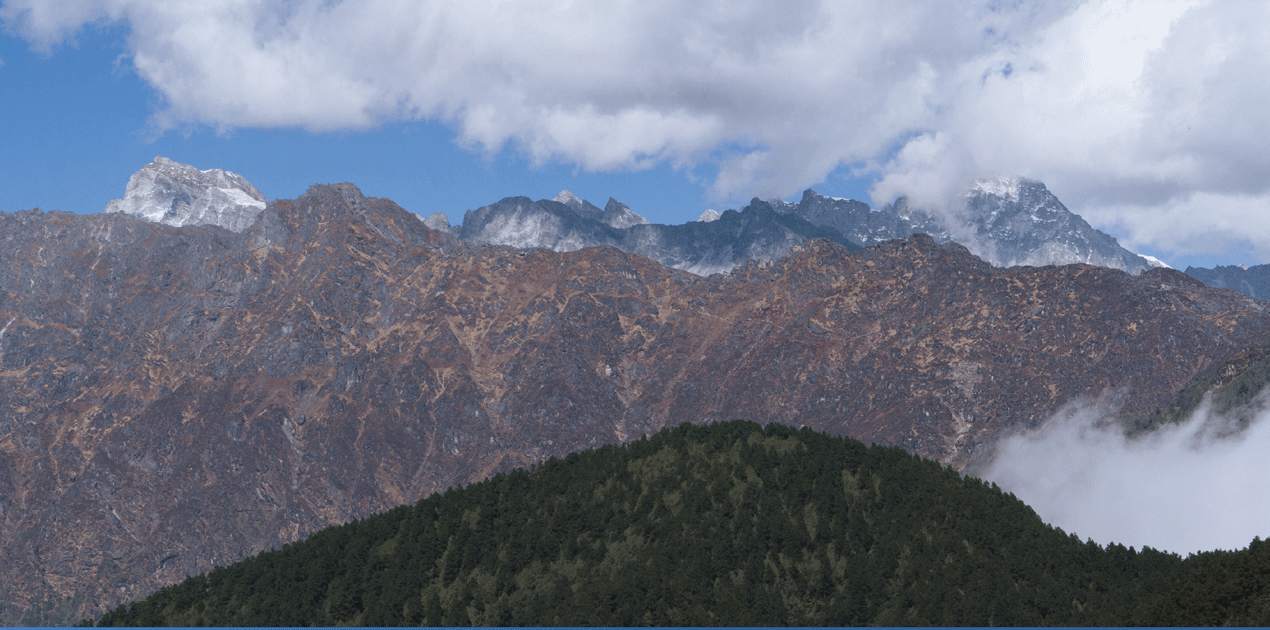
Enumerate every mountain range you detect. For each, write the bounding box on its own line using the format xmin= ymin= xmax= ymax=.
xmin=103 ymin=158 xmax=1162 ymax=278
xmin=450 ymin=191 xmax=857 ymax=276
xmin=446 ymin=177 xmax=1158 ymax=276
xmin=5 ymin=158 xmax=1270 ymax=622
xmin=5 ymin=177 xmax=1270 ymax=622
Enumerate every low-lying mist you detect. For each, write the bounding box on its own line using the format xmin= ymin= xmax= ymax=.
xmin=979 ymin=393 xmax=1270 ymax=556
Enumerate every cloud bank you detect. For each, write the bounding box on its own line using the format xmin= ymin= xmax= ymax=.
xmin=4 ymin=0 xmax=1269 ymax=260
xmin=981 ymin=394 xmax=1270 ymax=556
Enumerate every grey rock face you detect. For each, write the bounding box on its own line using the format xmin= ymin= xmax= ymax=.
xmin=600 ymin=198 xmax=649 ymax=229
xmin=458 ymin=194 xmax=857 ymax=276
xmin=104 ymin=156 xmax=267 ymax=232
xmin=423 ymin=212 xmax=456 ymax=235
xmin=459 ymin=196 xmax=619 ymax=252
xmin=955 ymin=178 xmax=1150 ymax=273
xmin=778 ymin=179 xmax=1152 ymax=274
xmin=550 ymin=190 xmax=649 ymax=229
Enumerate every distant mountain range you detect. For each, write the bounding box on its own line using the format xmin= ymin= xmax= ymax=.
xmin=105 ymin=158 xmax=1162 ymax=277
xmin=450 ymin=178 xmax=1159 ymax=276
xmin=451 ymin=192 xmax=858 ymax=276
xmin=1184 ymin=264 xmax=1270 ymax=300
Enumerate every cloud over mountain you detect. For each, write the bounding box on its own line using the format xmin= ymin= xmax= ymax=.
xmin=982 ymin=394 xmax=1270 ymax=556
xmin=4 ymin=0 xmax=1268 ymax=260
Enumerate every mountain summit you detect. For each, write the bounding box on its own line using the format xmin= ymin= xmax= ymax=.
xmin=104 ymin=156 xmax=267 ymax=232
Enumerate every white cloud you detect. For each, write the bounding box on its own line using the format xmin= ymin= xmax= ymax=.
xmin=981 ymin=394 xmax=1270 ymax=556
xmin=3 ymin=0 xmax=1268 ymax=260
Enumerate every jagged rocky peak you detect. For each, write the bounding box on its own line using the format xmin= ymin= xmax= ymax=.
xmin=422 ymin=211 xmax=456 ymax=234
xmin=551 ymin=190 xmax=648 ymax=229
xmin=105 ymin=156 xmax=266 ymax=232
xmin=552 ymin=190 xmax=601 ymax=216
xmin=602 ymin=197 xmax=648 ymax=229
xmin=957 ymin=178 xmax=1151 ymax=273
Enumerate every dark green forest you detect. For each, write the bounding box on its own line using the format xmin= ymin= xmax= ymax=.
xmin=85 ymin=421 xmax=1270 ymax=626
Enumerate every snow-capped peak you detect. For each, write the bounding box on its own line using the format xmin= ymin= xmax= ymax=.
xmin=553 ymin=190 xmax=582 ymax=207
xmin=696 ymin=209 xmax=722 ymax=223
xmin=105 ymin=156 xmax=266 ymax=232
xmin=1140 ymin=254 xmax=1172 ymax=269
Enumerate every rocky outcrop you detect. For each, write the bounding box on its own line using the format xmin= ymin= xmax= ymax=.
xmin=104 ymin=157 xmax=266 ymax=232
xmin=2 ymin=184 xmax=1268 ymax=621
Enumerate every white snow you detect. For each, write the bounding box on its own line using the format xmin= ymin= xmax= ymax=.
xmin=695 ymin=209 xmax=721 ymax=223
xmin=217 ymin=187 xmax=267 ymax=210
xmin=553 ymin=190 xmax=582 ymax=206
xmin=1140 ymin=254 xmax=1172 ymax=269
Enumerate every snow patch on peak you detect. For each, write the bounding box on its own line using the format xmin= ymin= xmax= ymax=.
xmin=970 ymin=177 xmax=1023 ymax=201
xmin=1140 ymin=255 xmax=1172 ymax=269
xmin=553 ymin=190 xmax=582 ymax=207
xmin=696 ymin=209 xmax=722 ymax=223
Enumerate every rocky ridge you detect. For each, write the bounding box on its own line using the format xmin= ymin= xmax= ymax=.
xmin=104 ymin=157 xmax=266 ymax=232
xmin=1185 ymin=264 xmax=1270 ymax=300
xmin=774 ymin=179 xmax=1155 ymax=274
xmin=101 ymin=160 xmax=1150 ymax=279
xmin=458 ymin=194 xmax=856 ymax=276
xmin=3 ymin=184 xmax=1270 ymax=621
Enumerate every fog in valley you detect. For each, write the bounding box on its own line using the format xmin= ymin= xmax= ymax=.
xmin=981 ymin=392 xmax=1270 ymax=556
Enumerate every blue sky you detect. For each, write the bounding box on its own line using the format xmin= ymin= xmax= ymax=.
xmin=2 ymin=1 xmax=1268 ymax=270
xmin=1 ymin=25 xmax=859 ymax=228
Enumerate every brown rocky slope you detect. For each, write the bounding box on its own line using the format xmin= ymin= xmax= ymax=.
xmin=2 ymin=183 xmax=1268 ymax=620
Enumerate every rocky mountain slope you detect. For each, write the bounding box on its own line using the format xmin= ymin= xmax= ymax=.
xmin=458 ymin=194 xmax=855 ymax=276
xmin=775 ymin=178 xmax=1154 ymax=273
xmin=104 ymin=157 xmax=266 ymax=232
xmin=2 ymin=184 xmax=1269 ymax=620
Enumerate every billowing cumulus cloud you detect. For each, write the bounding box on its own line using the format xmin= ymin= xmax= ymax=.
xmin=980 ymin=394 xmax=1270 ymax=556
xmin=4 ymin=0 xmax=1268 ymax=260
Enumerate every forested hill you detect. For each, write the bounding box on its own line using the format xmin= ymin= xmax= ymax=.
xmin=86 ymin=421 xmax=1270 ymax=627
